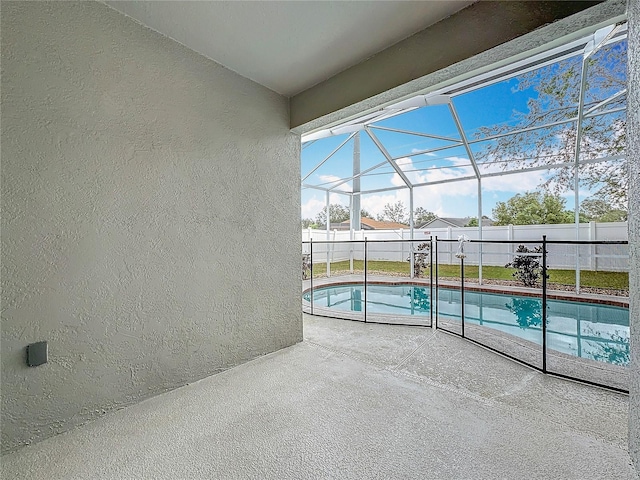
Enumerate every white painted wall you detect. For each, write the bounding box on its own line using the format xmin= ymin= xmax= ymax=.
xmin=1 ymin=1 xmax=301 ymax=452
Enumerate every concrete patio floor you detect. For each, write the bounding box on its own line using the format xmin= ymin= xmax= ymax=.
xmin=2 ymin=314 xmax=636 ymax=479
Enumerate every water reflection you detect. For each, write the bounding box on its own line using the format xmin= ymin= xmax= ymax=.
xmin=407 ymin=287 xmax=430 ymax=312
xmin=585 ymin=328 xmax=629 ymax=366
xmin=504 ymin=298 xmax=544 ymax=329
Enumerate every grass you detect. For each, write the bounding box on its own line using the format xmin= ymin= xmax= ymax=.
xmin=308 ymin=260 xmax=629 ymax=290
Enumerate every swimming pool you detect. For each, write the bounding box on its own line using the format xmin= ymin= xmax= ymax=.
xmin=303 ymin=284 xmax=629 ymax=367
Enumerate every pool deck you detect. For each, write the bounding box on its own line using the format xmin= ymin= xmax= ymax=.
xmin=302 ymin=274 xmax=629 ymax=392
xmin=2 ymin=314 xmax=636 ymax=479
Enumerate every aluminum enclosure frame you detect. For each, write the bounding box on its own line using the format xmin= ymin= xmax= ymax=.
xmin=302 ymin=21 xmax=628 ymax=283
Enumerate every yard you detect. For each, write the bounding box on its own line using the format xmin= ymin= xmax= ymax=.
xmin=307 ymin=260 xmax=629 ymax=291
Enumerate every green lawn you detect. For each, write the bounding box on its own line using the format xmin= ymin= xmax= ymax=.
xmin=308 ymin=260 xmax=628 ymax=290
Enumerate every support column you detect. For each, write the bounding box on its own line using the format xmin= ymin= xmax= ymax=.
xmin=410 ymin=187 xmax=415 ymax=278
xmin=326 ymin=191 xmax=331 ymax=277
xmin=478 ymin=178 xmax=483 ymax=285
xmin=351 ymin=132 xmax=361 ymax=231
xmin=351 ymin=133 xmax=361 ymax=276
xmin=571 ymin=24 xmax=618 ymax=294
xmin=573 ymin=54 xmax=589 ymax=294
xmin=628 ymin=0 xmax=639 ymax=472
xmin=589 ymin=221 xmax=597 ymax=271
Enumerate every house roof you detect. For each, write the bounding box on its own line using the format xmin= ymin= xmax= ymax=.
xmin=419 ymin=217 xmax=495 ymax=228
xmin=340 ymin=218 xmax=409 ymax=230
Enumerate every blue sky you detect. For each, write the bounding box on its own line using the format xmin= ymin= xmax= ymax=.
xmin=301 ymin=43 xmax=625 ymax=221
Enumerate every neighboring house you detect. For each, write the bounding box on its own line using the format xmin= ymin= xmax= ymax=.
xmin=333 ymin=217 xmax=409 ymax=230
xmin=418 ymin=216 xmax=495 ymax=229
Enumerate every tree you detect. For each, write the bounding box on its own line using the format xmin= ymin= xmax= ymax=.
xmin=360 ymin=208 xmax=373 ymax=219
xmin=315 ymin=204 xmax=349 ymax=228
xmin=414 ymin=207 xmax=436 ymax=227
xmin=475 ymin=39 xmax=627 ymax=207
xmin=580 ymin=198 xmax=627 ymax=222
xmin=378 ymin=201 xmax=408 ymax=224
xmin=492 ymin=192 xmax=578 ymax=225
xmin=301 ymin=218 xmax=315 ymax=229
xmin=465 ymin=216 xmax=497 ymax=227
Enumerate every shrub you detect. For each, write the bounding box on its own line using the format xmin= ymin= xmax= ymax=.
xmin=302 ymin=254 xmax=311 ymax=280
xmin=505 ymin=245 xmax=545 ymax=287
xmin=408 ymin=242 xmax=431 ymax=278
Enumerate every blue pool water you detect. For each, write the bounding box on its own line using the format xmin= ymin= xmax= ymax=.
xmin=303 ymin=284 xmax=629 ymax=366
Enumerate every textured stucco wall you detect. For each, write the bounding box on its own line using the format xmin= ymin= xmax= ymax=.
xmin=628 ymin=0 xmax=639 ymax=472
xmin=1 ymin=1 xmax=301 ymax=452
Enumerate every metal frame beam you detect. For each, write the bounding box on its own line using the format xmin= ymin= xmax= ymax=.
xmin=584 ymin=89 xmax=627 ymax=115
xmin=448 ymin=99 xmax=483 ymax=282
xmin=447 ymin=102 xmax=480 ymax=179
xmin=351 ymin=185 xmax=409 ymax=196
xmin=369 ymin=125 xmax=461 ymax=144
xmin=479 ymin=155 xmax=625 ymax=178
xmin=302 ymin=184 xmax=330 ymax=192
xmin=302 ymin=132 xmax=356 ymax=182
xmin=306 ymin=154 xmax=625 ymax=195
xmin=391 ymin=142 xmax=465 ymax=161
xmin=447 ymin=27 xmax=626 ymax=99
xmin=327 ymin=161 xmax=388 ymax=192
xmin=364 ymin=127 xmax=413 ymax=188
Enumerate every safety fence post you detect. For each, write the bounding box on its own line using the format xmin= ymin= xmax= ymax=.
xmin=310 ymin=239 xmax=314 ymax=315
xmin=429 ymin=236 xmax=434 ymax=327
xmin=364 ymin=238 xmax=368 ymax=323
xmin=542 ymin=235 xmax=548 ymax=373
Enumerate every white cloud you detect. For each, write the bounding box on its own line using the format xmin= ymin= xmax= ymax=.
xmin=355 ymin=156 xmax=478 ymax=218
xmin=301 ymin=193 xmax=347 ymax=219
xmin=358 ymin=155 xmax=558 ymax=218
xmin=482 ymin=171 xmax=546 ymax=192
xmin=560 ymin=189 xmax=592 ymax=199
xmin=392 ymin=156 xmax=475 ymax=192
xmin=303 ymin=151 xmax=583 ymax=219
xmin=360 ymin=193 xmax=399 ymax=218
xmin=318 ymin=175 xmax=351 ymax=193
xmin=411 ymin=148 xmax=437 ymax=157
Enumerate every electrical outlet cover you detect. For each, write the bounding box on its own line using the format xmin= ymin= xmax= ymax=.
xmin=27 ymin=341 xmax=48 ymax=367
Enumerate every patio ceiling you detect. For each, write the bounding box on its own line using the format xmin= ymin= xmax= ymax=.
xmin=104 ymin=1 xmax=475 ymax=97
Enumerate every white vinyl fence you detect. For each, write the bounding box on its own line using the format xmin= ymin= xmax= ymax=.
xmin=302 ymin=222 xmax=628 ymax=272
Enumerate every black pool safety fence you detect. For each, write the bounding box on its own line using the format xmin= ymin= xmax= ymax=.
xmin=301 ymin=236 xmax=629 ymax=394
